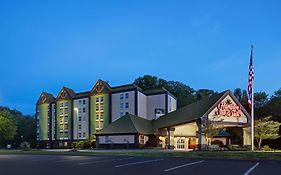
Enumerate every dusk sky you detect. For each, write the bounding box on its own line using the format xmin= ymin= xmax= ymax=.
xmin=0 ymin=0 xmax=281 ymax=115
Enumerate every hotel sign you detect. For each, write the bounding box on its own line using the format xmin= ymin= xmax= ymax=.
xmin=214 ymin=99 xmax=241 ymax=117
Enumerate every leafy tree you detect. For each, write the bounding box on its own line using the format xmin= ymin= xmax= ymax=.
xmin=0 ymin=110 xmax=17 ymax=147
xmin=255 ymin=116 xmax=281 ymax=149
xmin=134 ymin=75 xmax=196 ymax=108
xmin=134 ymin=75 xmax=158 ymax=90
xmin=233 ymin=88 xmax=248 ymax=109
xmin=0 ymin=107 xmax=36 ymax=148
xmin=195 ymin=89 xmax=216 ymax=101
xmin=254 ymin=92 xmax=268 ymax=109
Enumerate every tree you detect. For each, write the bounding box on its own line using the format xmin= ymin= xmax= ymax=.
xmin=134 ymin=75 xmax=196 ymax=108
xmin=233 ymin=88 xmax=248 ymax=109
xmin=254 ymin=116 xmax=281 ymax=149
xmin=195 ymin=89 xmax=216 ymax=101
xmin=254 ymin=92 xmax=268 ymax=109
xmin=0 ymin=110 xmax=17 ymax=147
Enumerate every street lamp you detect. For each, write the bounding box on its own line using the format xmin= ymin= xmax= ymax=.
xmin=74 ymin=108 xmax=79 ymax=142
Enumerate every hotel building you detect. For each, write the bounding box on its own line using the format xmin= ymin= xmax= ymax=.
xmin=36 ymin=80 xmax=252 ymax=150
xmin=36 ymin=79 xmax=177 ymax=147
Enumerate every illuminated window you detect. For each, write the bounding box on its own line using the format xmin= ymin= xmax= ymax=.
xmin=100 ymin=121 xmax=104 ymax=128
xmin=96 ymin=122 xmax=99 ymax=129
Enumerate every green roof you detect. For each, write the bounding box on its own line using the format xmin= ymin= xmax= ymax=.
xmin=96 ymin=114 xmax=154 ymax=135
xmin=154 ymin=90 xmax=229 ymax=129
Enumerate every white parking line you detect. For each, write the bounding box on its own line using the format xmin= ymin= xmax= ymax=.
xmin=114 ymin=159 xmax=164 ymax=168
xmin=79 ymin=157 xmax=133 ymax=165
xmin=164 ymin=160 xmax=205 ymax=172
xmin=244 ymin=162 xmax=260 ymax=175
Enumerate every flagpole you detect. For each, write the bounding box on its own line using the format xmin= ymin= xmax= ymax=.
xmin=251 ymin=45 xmax=254 ymax=151
xmin=251 ymin=76 xmax=254 ymax=151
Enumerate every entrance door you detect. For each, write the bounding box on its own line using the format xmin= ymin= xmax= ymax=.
xmin=176 ymin=137 xmax=186 ymax=150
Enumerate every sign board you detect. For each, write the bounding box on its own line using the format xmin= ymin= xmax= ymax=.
xmin=208 ymin=95 xmax=247 ymax=123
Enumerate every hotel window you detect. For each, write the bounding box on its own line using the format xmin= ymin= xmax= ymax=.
xmin=100 ymin=112 xmax=104 ymax=120
xmin=100 ymin=97 xmax=104 ymax=103
xmin=120 ymin=103 xmax=123 ymax=109
xmin=83 ymin=100 xmax=86 ymax=104
xmin=100 ymin=121 xmax=104 ymax=128
xmin=65 ymin=102 xmax=68 ymax=107
xmin=100 ymin=105 xmax=104 ymax=111
xmin=83 ymin=108 xmax=86 ymax=113
xmin=125 ymin=102 xmax=129 ymax=109
xmin=139 ymin=135 xmax=145 ymax=144
xmin=83 ymin=116 xmax=86 ymax=121
xmin=65 ymin=124 xmax=68 ymax=130
xmin=60 ymin=103 xmax=63 ymax=107
xmin=79 ymin=125 xmax=82 ymax=130
xmin=79 ymin=133 xmax=82 ymax=137
xmin=96 ymin=97 xmax=99 ymax=103
xmin=78 ymin=108 xmax=81 ymax=113
xmin=79 ymin=100 xmax=81 ymax=104
xmin=125 ymin=93 xmax=129 ymax=99
xmin=96 ymin=105 xmax=99 ymax=111
xmin=120 ymin=94 xmax=124 ymax=100
xmin=96 ymin=122 xmax=99 ymax=129
xmin=83 ymin=132 xmax=86 ymax=137
xmin=78 ymin=116 xmax=82 ymax=122
xmin=96 ymin=115 xmax=99 ymax=120
xmin=60 ymin=109 xmax=63 ymax=115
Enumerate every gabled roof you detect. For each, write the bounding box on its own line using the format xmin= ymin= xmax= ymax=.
xmin=90 ymin=79 xmax=112 ymax=95
xmin=154 ymin=90 xmax=229 ymax=129
xmin=96 ymin=114 xmax=154 ymax=135
xmin=37 ymin=92 xmax=55 ymax=105
xmin=56 ymin=87 xmax=76 ymax=100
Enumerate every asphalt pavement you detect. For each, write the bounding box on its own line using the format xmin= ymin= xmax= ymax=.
xmin=0 ymin=154 xmax=280 ymax=175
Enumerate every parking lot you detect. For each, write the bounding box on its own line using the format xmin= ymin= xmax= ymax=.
xmin=0 ymin=154 xmax=280 ymax=175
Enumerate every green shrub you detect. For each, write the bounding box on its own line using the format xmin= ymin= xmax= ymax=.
xmin=261 ymin=145 xmax=273 ymax=151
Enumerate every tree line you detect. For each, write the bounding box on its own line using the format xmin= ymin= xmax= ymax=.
xmin=0 ymin=74 xmax=280 ymax=149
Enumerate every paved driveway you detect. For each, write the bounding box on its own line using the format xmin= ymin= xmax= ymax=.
xmin=0 ymin=154 xmax=280 ymax=175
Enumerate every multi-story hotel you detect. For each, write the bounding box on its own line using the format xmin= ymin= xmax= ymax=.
xmin=37 ymin=79 xmax=252 ymax=150
xmin=36 ymin=79 xmax=177 ymax=147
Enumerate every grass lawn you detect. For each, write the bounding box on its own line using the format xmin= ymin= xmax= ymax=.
xmin=1 ymin=149 xmax=281 ymax=161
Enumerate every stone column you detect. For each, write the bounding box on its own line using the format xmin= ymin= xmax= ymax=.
xmin=243 ymin=127 xmax=251 ymax=146
xmin=167 ymin=128 xmax=175 ymax=149
xmin=197 ymin=119 xmax=207 ymax=150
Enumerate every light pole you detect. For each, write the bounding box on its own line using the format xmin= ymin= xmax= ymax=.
xmin=74 ymin=108 xmax=79 ymax=142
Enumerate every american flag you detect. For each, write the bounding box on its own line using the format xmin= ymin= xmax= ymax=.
xmin=248 ymin=45 xmax=254 ymax=108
